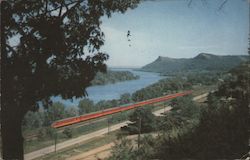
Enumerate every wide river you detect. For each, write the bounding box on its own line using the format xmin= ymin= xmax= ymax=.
xmin=52 ymin=68 xmax=164 ymax=106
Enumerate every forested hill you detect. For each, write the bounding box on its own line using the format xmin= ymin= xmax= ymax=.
xmin=140 ymin=53 xmax=248 ymax=75
xmin=91 ymin=70 xmax=139 ymax=85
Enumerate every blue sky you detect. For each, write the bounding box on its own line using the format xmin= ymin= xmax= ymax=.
xmin=100 ymin=0 xmax=249 ymax=67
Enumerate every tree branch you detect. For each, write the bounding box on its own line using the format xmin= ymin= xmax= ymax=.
xmin=61 ymin=0 xmax=83 ymax=20
xmin=43 ymin=0 xmax=80 ymax=15
xmin=44 ymin=0 xmax=48 ymax=14
xmin=218 ymin=0 xmax=228 ymax=11
xmin=58 ymin=0 xmax=64 ymax=17
xmin=6 ymin=44 xmax=17 ymax=55
xmin=188 ymin=0 xmax=192 ymax=8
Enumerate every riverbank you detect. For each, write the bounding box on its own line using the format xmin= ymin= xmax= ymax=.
xmin=52 ymin=69 xmax=165 ymax=106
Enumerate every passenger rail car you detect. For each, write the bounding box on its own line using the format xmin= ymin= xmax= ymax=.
xmin=52 ymin=91 xmax=192 ymax=128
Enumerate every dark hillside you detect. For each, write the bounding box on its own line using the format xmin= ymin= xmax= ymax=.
xmin=140 ymin=53 xmax=248 ymax=75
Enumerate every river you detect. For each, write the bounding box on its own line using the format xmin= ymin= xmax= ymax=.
xmin=52 ymin=68 xmax=164 ymax=106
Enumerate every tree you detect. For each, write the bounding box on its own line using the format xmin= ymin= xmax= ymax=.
xmin=123 ymin=108 xmax=156 ymax=134
xmin=170 ymin=96 xmax=200 ymax=121
xmin=43 ymin=102 xmax=67 ymax=126
xmin=65 ymin=106 xmax=78 ymax=117
xmin=22 ymin=111 xmax=44 ymax=129
xmin=108 ymin=136 xmax=136 ymax=160
xmin=156 ymin=61 xmax=250 ymax=159
xmin=119 ymin=93 xmax=132 ymax=105
xmin=1 ymin=0 xmax=140 ymax=159
xmin=190 ymin=66 xmax=249 ymax=158
xmin=108 ymin=135 xmax=156 ymax=160
xmin=136 ymin=135 xmax=156 ymax=160
xmin=78 ymin=98 xmax=94 ymax=115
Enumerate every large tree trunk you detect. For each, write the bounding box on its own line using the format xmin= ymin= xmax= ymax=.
xmin=1 ymin=4 xmax=24 ymax=158
xmin=1 ymin=106 xmax=24 ymax=160
xmin=1 ymin=2 xmax=25 ymax=159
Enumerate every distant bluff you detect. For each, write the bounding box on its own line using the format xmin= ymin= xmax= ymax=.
xmin=140 ymin=53 xmax=248 ymax=75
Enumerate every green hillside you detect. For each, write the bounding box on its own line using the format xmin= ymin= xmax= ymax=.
xmin=91 ymin=70 xmax=139 ymax=85
xmin=140 ymin=53 xmax=248 ymax=75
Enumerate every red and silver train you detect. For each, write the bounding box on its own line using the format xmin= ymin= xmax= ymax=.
xmin=51 ymin=90 xmax=192 ymax=128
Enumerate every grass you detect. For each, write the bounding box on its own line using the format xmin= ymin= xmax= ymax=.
xmin=34 ymin=131 xmax=119 ymax=160
xmin=24 ymin=110 xmax=134 ymax=153
xmin=24 ymin=137 xmax=55 ymax=154
xmin=24 ymin=121 xmax=108 ymax=153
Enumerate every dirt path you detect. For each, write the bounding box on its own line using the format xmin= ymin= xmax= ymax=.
xmin=192 ymin=93 xmax=209 ymax=102
xmin=66 ymin=143 xmax=114 ymax=160
xmin=24 ymin=93 xmax=207 ymax=160
xmin=153 ymin=106 xmax=172 ymax=116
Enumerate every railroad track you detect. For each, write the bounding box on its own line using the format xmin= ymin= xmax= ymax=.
xmin=25 ymin=91 xmax=210 ymax=160
xmin=52 ymin=91 xmax=192 ymax=128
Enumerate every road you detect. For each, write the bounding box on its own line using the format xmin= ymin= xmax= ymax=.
xmin=192 ymin=93 xmax=208 ymax=102
xmin=66 ymin=134 xmax=140 ymax=160
xmin=24 ymin=93 xmax=208 ymax=160
xmin=24 ymin=107 xmax=168 ymax=160
xmin=24 ymin=121 xmax=130 ymax=160
xmin=153 ymin=106 xmax=172 ymax=116
xmin=65 ymin=93 xmax=209 ymax=160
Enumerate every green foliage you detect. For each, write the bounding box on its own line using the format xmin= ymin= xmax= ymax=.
xmin=155 ymin=130 xmax=196 ymax=160
xmin=122 ymin=107 xmax=156 ymax=134
xmin=186 ymin=72 xmax=225 ymax=86
xmin=45 ymin=127 xmax=55 ymax=139
xmin=36 ymin=127 xmax=54 ymax=140
xmin=132 ymin=77 xmax=191 ymax=102
xmin=95 ymin=99 xmax=119 ymax=110
xmin=108 ymin=137 xmax=136 ymax=160
xmin=22 ymin=96 xmax=130 ymax=131
xmin=23 ymin=102 xmax=78 ymax=130
xmin=64 ymin=107 xmax=78 ymax=118
xmin=108 ymin=134 xmax=156 ymax=160
xmin=23 ymin=111 xmax=44 ymax=129
xmin=159 ymin=96 xmax=200 ymax=132
xmin=23 ymin=104 xmax=78 ymax=131
xmin=155 ymin=61 xmax=250 ymax=159
xmin=136 ymin=135 xmax=156 ymax=160
xmin=190 ymin=62 xmax=250 ymax=159
xmin=119 ymin=93 xmax=132 ymax=105
xmin=91 ymin=71 xmax=139 ymax=86
xmin=170 ymin=96 xmax=200 ymax=120
xmin=131 ymin=71 xmax=224 ymax=103
xmin=1 ymin=0 xmax=140 ymax=158
xmin=62 ymin=128 xmax=73 ymax=139
xmin=43 ymin=102 xmax=67 ymax=126
xmin=78 ymin=99 xmax=94 ymax=115
xmin=108 ymin=60 xmax=249 ymax=160
xmin=2 ymin=0 xmax=141 ymax=112
xmin=37 ymin=128 xmax=46 ymax=141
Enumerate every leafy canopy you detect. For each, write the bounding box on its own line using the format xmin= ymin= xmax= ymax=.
xmin=1 ymin=0 xmax=140 ymax=114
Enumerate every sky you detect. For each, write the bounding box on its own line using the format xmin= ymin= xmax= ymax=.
xmin=100 ymin=0 xmax=249 ymax=67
